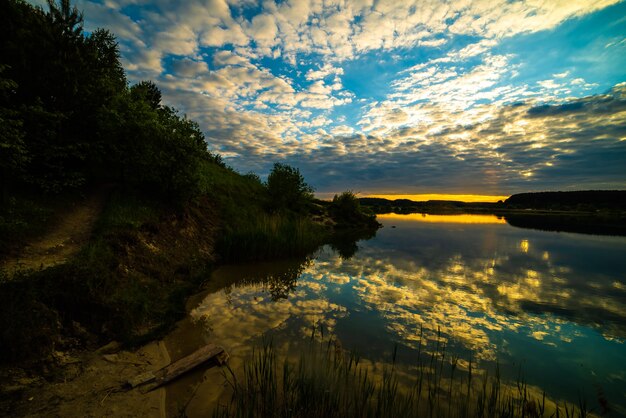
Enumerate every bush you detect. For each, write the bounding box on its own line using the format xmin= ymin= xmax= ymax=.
xmin=329 ymin=191 xmax=379 ymax=228
xmin=266 ymin=163 xmax=314 ymax=213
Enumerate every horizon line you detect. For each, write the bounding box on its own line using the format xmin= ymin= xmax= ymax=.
xmin=315 ymin=193 xmax=510 ymax=203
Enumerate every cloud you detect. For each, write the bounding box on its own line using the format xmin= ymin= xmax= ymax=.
xmin=246 ymin=13 xmax=279 ymax=50
xmin=67 ymin=0 xmax=626 ymax=194
xmin=306 ymin=63 xmax=344 ymax=81
xmin=77 ymin=0 xmax=622 ymax=77
xmin=330 ymin=125 xmax=354 ymax=136
xmin=264 ymin=85 xmax=626 ymax=194
xmin=170 ymin=58 xmax=209 ymax=78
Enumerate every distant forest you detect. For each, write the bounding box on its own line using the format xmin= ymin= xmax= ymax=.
xmin=360 ymin=190 xmax=626 ymax=213
xmin=504 ymin=191 xmax=626 ymax=211
xmin=0 ymin=0 xmax=222 ymax=202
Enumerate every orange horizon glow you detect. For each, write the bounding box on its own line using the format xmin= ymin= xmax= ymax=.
xmin=364 ymin=194 xmax=509 ymax=203
xmin=378 ymin=213 xmax=507 ymax=224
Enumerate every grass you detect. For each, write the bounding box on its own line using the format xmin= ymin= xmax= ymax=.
xmin=195 ymin=159 xmax=330 ymax=262
xmin=213 ymin=328 xmax=594 ymax=418
xmin=94 ymin=189 xmax=162 ymax=231
xmin=218 ymin=212 xmax=328 ymax=262
xmin=0 ymin=195 xmax=56 ymax=253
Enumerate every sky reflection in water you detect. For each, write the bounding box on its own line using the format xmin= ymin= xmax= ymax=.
xmin=189 ymin=215 xmax=626 ymax=415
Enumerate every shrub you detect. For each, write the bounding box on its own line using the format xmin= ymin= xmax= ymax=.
xmin=329 ymin=191 xmax=379 ymax=228
xmin=266 ymin=163 xmax=314 ymax=213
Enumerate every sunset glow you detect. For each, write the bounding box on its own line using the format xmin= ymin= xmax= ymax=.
xmin=365 ymin=194 xmax=510 ymax=203
xmin=378 ymin=213 xmax=507 ymax=224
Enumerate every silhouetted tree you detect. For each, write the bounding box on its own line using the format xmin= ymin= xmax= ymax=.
xmin=0 ymin=0 xmax=221 ymax=201
xmin=266 ymin=163 xmax=314 ymax=212
xmin=0 ymin=67 xmax=27 ymax=202
xmin=329 ymin=191 xmax=379 ymax=228
xmin=131 ymin=81 xmax=162 ymax=110
xmin=46 ymin=0 xmax=83 ymax=38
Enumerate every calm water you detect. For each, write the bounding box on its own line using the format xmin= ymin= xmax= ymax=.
xmin=162 ymin=213 xmax=626 ymax=416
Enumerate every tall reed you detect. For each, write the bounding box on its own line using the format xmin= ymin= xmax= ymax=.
xmin=212 ymin=327 xmax=591 ymax=418
xmin=218 ymin=212 xmax=327 ymax=262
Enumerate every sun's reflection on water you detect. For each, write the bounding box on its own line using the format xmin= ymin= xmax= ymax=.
xmin=378 ymin=212 xmax=506 ymax=224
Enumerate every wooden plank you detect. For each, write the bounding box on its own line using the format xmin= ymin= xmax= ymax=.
xmin=154 ymin=344 xmax=225 ymax=387
xmin=128 ymin=371 xmax=156 ymax=388
xmin=129 ymin=343 xmax=227 ymax=392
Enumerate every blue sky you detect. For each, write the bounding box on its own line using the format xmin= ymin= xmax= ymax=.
xmin=33 ymin=0 xmax=626 ymax=196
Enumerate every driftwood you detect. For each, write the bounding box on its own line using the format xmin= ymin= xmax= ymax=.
xmin=127 ymin=343 xmax=228 ymax=392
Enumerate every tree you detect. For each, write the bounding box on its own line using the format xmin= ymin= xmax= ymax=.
xmin=266 ymin=163 xmax=314 ymax=212
xmin=46 ymin=0 xmax=83 ymax=39
xmin=329 ymin=191 xmax=379 ymax=228
xmin=0 ymin=0 xmax=219 ymax=201
xmin=330 ymin=191 xmax=361 ymax=221
xmin=0 ymin=68 xmax=27 ymax=202
xmin=131 ymin=81 xmax=162 ymax=110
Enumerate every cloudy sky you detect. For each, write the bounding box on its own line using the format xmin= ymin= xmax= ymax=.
xmin=35 ymin=0 xmax=626 ymax=197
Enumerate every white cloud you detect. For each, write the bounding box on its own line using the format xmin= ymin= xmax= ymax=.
xmin=201 ymin=25 xmax=249 ymax=47
xmin=553 ymin=71 xmax=570 ymax=78
xmin=170 ymin=58 xmax=209 ymax=78
xmin=246 ymin=13 xmax=279 ymax=49
xmin=330 ymin=125 xmax=355 ymax=136
xmin=305 ymin=63 xmax=344 ymax=81
xmin=538 ymin=79 xmax=560 ymax=89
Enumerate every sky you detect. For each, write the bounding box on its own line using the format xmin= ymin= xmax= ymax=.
xmin=32 ymin=0 xmax=626 ymax=198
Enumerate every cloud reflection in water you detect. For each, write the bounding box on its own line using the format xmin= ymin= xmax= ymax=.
xmin=189 ymin=214 xmax=626 ymax=413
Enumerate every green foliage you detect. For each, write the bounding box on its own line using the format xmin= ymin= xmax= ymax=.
xmin=0 ymin=0 xmax=218 ymax=202
xmin=243 ymin=171 xmax=262 ymax=184
xmin=94 ymin=189 xmax=161 ymax=231
xmin=130 ymin=80 xmax=162 ymax=110
xmin=267 ymin=163 xmax=314 ymax=213
xmin=0 ymin=196 xmax=55 ymax=253
xmin=218 ymin=212 xmax=327 ymax=262
xmin=329 ymin=191 xmax=379 ymax=228
xmin=330 ymin=191 xmax=361 ymax=220
xmin=0 ymin=66 xmax=28 ymax=200
xmin=46 ymin=0 xmax=83 ymax=39
xmin=0 ymin=273 xmax=62 ymax=362
xmin=194 ymin=159 xmax=323 ymax=261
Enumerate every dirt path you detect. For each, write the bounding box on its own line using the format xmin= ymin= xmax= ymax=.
xmin=1 ymin=188 xmax=109 ymax=274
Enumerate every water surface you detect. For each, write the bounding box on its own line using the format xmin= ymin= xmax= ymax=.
xmin=163 ymin=213 xmax=626 ymax=416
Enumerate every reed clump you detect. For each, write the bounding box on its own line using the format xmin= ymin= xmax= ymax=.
xmin=217 ymin=212 xmax=328 ymax=262
xmin=213 ymin=328 xmax=592 ymax=418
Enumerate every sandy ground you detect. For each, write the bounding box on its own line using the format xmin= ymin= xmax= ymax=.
xmin=1 ymin=189 xmax=108 ymax=274
xmin=5 ymin=341 xmax=171 ymax=417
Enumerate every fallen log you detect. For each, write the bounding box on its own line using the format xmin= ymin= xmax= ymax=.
xmin=127 ymin=343 xmax=228 ymax=392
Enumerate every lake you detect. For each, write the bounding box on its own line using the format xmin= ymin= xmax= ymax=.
xmin=161 ymin=213 xmax=626 ymax=417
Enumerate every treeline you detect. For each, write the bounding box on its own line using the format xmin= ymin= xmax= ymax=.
xmin=361 ymin=190 xmax=626 ymax=214
xmin=359 ymin=197 xmax=501 ymax=214
xmin=504 ymin=191 xmax=626 ymax=211
xmin=0 ymin=0 xmax=221 ymax=202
